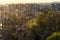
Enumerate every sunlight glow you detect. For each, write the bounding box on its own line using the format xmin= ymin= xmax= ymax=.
xmin=0 ymin=0 xmax=60 ymax=4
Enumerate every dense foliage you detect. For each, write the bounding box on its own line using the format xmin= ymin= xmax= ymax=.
xmin=26 ymin=11 xmax=60 ymax=40
xmin=2 ymin=11 xmax=60 ymax=40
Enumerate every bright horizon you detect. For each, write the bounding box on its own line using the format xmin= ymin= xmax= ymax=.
xmin=0 ymin=0 xmax=60 ymax=5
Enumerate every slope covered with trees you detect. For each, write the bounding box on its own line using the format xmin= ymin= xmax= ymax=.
xmin=2 ymin=11 xmax=60 ymax=40
xmin=0 ymin=3 xmax=60 ymax=40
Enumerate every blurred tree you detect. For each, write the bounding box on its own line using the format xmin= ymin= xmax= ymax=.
xmin=2 ymin=12 xmax=25 ymax=40
xmin=25 ymin=11 xmax=60 ymax=40
xmin=47 ymin=32 xmax=60 ymax=40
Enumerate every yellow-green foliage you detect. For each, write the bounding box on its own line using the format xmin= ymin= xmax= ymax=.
xmin=25 ymin=11 xmax=60 ymax=40
xmin=26 ymin=12 xmax=46 ymax=29
xmin=47 ymin=32 xmax=60 ymax=40
xmin=26 ymin=18 xmax=38 ymax=28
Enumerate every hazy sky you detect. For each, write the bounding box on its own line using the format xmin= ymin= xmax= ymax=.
xmin=0 ymin=0 xmax=60 ymax=4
